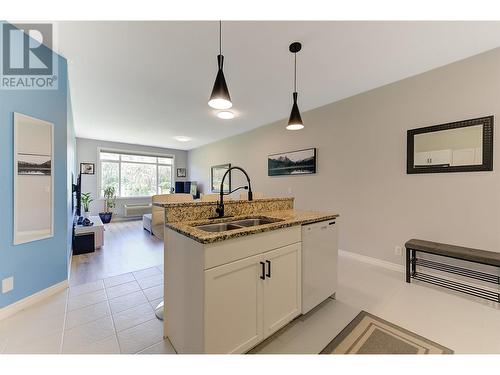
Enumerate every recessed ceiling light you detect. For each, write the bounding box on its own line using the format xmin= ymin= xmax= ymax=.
xmin=216 ymin=111 xmax=235 ymax=120
xmin=173 ymin=136 xmax=192 ymax=142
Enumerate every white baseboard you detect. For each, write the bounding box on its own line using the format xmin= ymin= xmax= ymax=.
xmin=67 ymin=249 xmax=73 ymax=280
xmin=339 ymin=249 xmax=404 ymax=273
xmin=0 ymin=279 xmax=68 ymax=321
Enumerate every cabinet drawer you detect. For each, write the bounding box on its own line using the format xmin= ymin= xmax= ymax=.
xmin=204 ymin=226 xmax=301 ymax=269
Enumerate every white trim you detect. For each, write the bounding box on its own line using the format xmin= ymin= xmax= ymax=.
xmin=96 ymin=196 xmax=157 ymax=201
xmin=339 ymin=249 xmax=404 ymax=273
xmin=0 ymin=280 xmax=68 ymax=321
xmin=97 ymin=146 xmax=176 ymax=159
xmin=67 ymin=247 xmax=73 ymax=280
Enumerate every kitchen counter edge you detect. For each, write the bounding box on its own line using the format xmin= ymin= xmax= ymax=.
xmin=164 ymin=210 xmax=339 ymax=244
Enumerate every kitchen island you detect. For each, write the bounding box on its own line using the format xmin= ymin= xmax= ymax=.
xmin=157 ymin=197 xmax=339 ymax=353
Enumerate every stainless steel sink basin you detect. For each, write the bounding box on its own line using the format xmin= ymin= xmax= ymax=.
xmin=195 ymin=216 xmax=283 ymax=233
xmin=195 ymin=223 xmax=243 ymax=233
xmin=230 ymin=218 xmax=280 ymax=227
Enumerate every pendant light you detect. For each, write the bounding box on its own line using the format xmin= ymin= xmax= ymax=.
xmin=286 ymin=42 xmax=304 ymax=130
xmin=208 ymin=21 xmax=232 ymax=110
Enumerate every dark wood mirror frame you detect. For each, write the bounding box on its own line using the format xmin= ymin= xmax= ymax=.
xmin=407 ymin=116 xmax=494 ymax=174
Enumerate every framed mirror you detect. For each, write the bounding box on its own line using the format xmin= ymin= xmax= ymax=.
xmin=407 ymin=116 xmax=493 ymax=174
xmin=13 ymin=113 xmax=54 ymax=244
xmin=211 ymin=163 xmax=231 ymax=193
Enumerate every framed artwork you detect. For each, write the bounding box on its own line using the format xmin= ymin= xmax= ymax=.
xmin=176 ymin=168 xmax=187 ymax=178
xmin=211 ymin=163 xmax=231 ymax=193
xmin=80 ymin=162 xmax=95 ymax=175
xmin=268 ymin=148 xmax=316 ymax=176
xmin=14 ymin=113 xmax=54 ymax=245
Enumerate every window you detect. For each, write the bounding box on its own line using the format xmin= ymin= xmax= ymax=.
xmin=99 ymin=150 xmax=174 ymax=197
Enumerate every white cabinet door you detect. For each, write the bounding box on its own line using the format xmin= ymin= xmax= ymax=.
xmin=428 ymin=149 xmax=451 ymax=165
xmin=262 ymin=243 xmax=301 ymax=338
xmin=474 ymin=147 xmax=483 ymax=165
xmin=204 ymin=253 xmax=264 ymax=354
xmin=415 ymin=150 xmax=452 ymax=166
xmin=414 ymin=151 xmax=430 ymax=166
xmin=452 ymin=148 xmax=476 ymax=166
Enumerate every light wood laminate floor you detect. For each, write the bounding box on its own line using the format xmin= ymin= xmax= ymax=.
xmin=70 ymin=220 xmax=164 ymax=286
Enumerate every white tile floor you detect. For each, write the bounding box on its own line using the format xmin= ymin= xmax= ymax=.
xmin=253 ymin=255 xmax=500 ymax=354
xmin=0 ymin=265 xmax=173 ymax=354
xmin=1 ymin=255 xmax=500 ymax=354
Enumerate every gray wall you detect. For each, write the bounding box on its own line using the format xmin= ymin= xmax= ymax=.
xmin=188 ymin=48 xmax=500 ymax=264
xmin=77 ymin=138 xmax=188 ymax=217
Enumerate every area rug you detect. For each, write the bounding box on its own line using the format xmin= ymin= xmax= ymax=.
xmin=320 ymin=311 xmax=453 ymax=354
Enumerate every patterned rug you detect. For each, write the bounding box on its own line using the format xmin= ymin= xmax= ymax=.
xmin=320 ymin=311 xmax=453 ymax=354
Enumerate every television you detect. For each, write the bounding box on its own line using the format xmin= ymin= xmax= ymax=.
xmin=175 ymin=181 xmax=198 ymax=199
xmin=72 ymin=173 xmax=82 ymax=217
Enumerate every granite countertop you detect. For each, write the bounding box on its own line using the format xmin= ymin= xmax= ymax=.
xmin=165 ymin=209 xmax=339 ymax=244
xmin=153 ymin=197 xmax=292 ymax=208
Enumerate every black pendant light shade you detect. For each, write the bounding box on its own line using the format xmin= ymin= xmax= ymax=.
xmin=286 ymin=42 xmax=304 ymax=130
xmin=287 ymin=92 xmax=304 ymax=130
xmin=208 ymin=21 xmax=232 ymax=110
xmin=208 ymin=54 xmax=232 ymax=109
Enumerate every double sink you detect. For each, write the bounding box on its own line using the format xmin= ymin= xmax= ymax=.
xmin=195 ymin=217 xmax=283 ymax=233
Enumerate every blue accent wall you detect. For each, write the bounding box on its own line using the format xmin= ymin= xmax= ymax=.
xmin=0 ymin=22 xmax=70 ymax=308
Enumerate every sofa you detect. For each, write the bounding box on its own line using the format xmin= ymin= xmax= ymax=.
xmin=150 ymin=193 xmax=193 ymax=239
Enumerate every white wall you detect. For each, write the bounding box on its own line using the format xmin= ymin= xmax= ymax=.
xmin=188 ymin=48 xmax=500 ymax=264
xmin=77 ymin=138 xmax=188 ymax=217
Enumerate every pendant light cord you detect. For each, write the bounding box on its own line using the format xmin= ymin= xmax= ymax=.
xmin=294 ymin=52 xmax=297 ymax=92
xmin=219 ymin=20 xmax=222 ymax=56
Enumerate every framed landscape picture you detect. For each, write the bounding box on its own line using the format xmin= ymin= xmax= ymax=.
xmin=268 ymin=148 xmax=316 ymax=176
xmin=211 ymin=163 xmax=231 ymax=193
xmin=80 ymin=162 xmax=95 ymax=175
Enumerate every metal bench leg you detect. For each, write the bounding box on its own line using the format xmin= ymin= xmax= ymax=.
xmin=411 ymin=249 xmax=417 ymax=277
xmin=406 ymin=248 xmax=411 ymax=283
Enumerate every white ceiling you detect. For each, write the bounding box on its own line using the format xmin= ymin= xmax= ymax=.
xmin=57 ymin=21 xmax=500 ymax=150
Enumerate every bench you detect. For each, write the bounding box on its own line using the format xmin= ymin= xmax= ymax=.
xmin=405 ymin=239 xmax=500 ymax=303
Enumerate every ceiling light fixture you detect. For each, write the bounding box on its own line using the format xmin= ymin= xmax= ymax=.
xmin=216 ymin=111 xmax=235 ymax=120
xmin=208 ymin=21 xmax=232 ymax=110
xmin=286 ymin=42 xmax=304 ymax=131
xmin=173 ymin=136 xmax=192 ymax=142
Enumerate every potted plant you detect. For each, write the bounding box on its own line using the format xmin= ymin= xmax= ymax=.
xmin=99 ymin=186 xmax=116 ymax=224
xmin=81 ymin=192 xmax=93 ymax=219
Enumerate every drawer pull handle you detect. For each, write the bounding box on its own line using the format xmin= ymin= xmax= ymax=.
xmin=260 ymin=262 xmax=266 ymax=280
xmin=266 ymin=260 xmax=271 ymax=278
